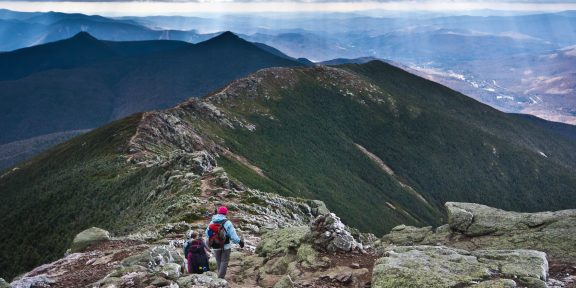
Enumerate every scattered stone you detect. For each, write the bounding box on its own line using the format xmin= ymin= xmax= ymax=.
xmin=70 ymin=227 xmax=110 ymax=252
xmin=314 ymin=265 xmax=369 ymax=285
xmin=176 ymin=272 xmax=228 ymax=288
xmin=150 ymin=276 xmax=172 ymax=286
xmin=98 ymin=276 xmax=123 ymax=288
xmin=335 ymin=272 xmax=353 ymax=283
xmin=350 ymin=263 xmax=361 ymax=269
xmin=109 ymin=265 xmax=147 ymax=277
xmin=10 ymin=275 xmax=55 ymax=288
xmin=273 ymin=275 xmax=295 ymax=288
xmin=308 ymin=213 xmax=363 ymax=253
xmin=159 ymin=222 xmax=192 ymax=235
xmin=159 ymin=262 xmax=182 ymax=280
xmin=121 ymin=246 xmax=185 ymax=275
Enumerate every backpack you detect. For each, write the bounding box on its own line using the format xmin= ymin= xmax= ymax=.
xmin=207 ymin=220 xmax=229 ymax=249
xmin=186 ymin=239 xmax=209 ymax=274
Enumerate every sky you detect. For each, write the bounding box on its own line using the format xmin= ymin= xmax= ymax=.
xmin=1 ymin=0 xmax=576 ymax=16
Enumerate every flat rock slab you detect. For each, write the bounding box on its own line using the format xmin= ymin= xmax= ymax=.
xmin=372 ymin=245 xmax=548 ymax=288
xmin=473 ymin=249 xmax=548 ymax=281
xmin=445 ymin=202 xmax=576 ymax=262
xmin=446 ymin=202 xmax=576 ymax=237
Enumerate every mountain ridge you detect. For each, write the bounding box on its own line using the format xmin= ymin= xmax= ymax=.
xmin=2 ymin=61 xmax=576 ymax=280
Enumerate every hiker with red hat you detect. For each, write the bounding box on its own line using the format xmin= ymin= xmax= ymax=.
xmin=205 ymin=205 xmax=244 ymax=279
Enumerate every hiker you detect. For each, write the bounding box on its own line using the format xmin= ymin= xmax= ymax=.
xmin=183 ymin=231 xmax=210 ymax=274
xmin=205 ymin=206 xmax=244 ymax=279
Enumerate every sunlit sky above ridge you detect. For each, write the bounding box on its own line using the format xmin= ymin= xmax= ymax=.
xmin=1 ymin=1 xmax=576 ymax=16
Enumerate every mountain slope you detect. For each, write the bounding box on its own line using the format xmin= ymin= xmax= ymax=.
xmin=196 ymin=62 xmax=576 ymax=225
xmin=0 ymin=32 xmax=117 ymax=80
xmin=2 ymin=61 xmax=576 ymax=280
xmin=0 ymin=32 xmax=304 ymax=145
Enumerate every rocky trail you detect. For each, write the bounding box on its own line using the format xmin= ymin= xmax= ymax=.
xmin=5 ymin=199 xmax=576 ymax=288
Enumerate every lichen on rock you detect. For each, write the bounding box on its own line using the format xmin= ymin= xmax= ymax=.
xmin=372 ymin=245 xmax=491 ymax=288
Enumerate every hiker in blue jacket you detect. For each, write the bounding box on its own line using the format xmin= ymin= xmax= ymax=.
xmin=205 ymin=206 xmax=244 ymax=279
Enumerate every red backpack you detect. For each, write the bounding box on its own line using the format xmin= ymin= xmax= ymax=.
xmin=208 ymin=220 xmax=229 ymax=249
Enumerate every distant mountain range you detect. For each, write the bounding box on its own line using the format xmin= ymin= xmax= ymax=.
xmin=2 ymin=60 xmax=576 ymax=280
xmin=0 ymin=9 xmax=217 ymax=51
xmin=0 ymin=31 xmax=306 ymax=168
xmin=2 ymin=8 xmax=575 ymax=128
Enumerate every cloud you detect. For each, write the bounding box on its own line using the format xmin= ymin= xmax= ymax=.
xmin=1 ymin=0 xmax=575 ymax=16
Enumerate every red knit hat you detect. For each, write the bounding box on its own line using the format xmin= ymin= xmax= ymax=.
xmin=217 ymin=206 xmax=228 ymax=215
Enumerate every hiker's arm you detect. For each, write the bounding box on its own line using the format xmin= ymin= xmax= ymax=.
xmin=205 ymin=226 xmax=210 ymax=247
xmin=203 ymin=242 xmax=211 ymax=256
xmin=225 ymin=221 xmax=241 ymax=244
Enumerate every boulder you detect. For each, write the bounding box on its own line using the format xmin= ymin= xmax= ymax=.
xmin=159 ymin=263 xmax=182 ymax=280
xmin=121 ymin=246 xmax=185 ymax=273
xmin=190 ymin=151 xmax=216 ymax=175
xmin=445 ymin=202 xmax=576 ymax=236
xmin=0 ymin=278 xmax=8 ymax=288
xmin=255 ymin=226 xmax=308 ymax=257
xmin=308 ymin=213 xmax=362 ymax=252
xmin=372 ymin=246 xmax=491 ymax=288
xmin=330 ymin=234 xmax=356 ymax=252
xmin=70 ymin=227 xmax=110 ymax=252
xmin=372 ymin=245 xmax=551 ymax=288
xmin=308 ymin=200 xmax=330 ymax=216
xmin=447 ymin=204 xmax=474 ymax=233
xmin=445 ymin=202 xmax=576 ymax=262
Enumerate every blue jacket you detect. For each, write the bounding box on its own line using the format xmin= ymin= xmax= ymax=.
xmin=205 ymin=214 xmax=241 ymax=250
